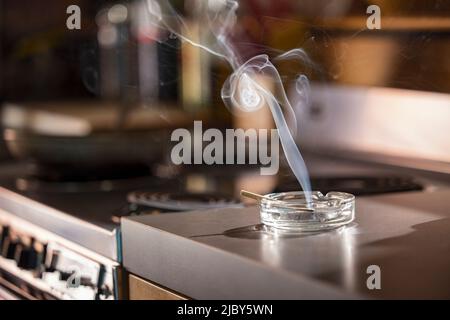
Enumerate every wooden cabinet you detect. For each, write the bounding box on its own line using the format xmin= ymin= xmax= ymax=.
xmin=128 ymin=274 xmax=188 ymax=300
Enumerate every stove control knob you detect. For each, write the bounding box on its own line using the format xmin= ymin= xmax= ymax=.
xmin=14 ymin=242 xmax=24 ymax=265
xmin=2 ymin=236 xmax=19 ymax=260
xmin=45 ymin=250 xmax=59 ymax=272
xmin=16 ymin=238 xmax=39 ymax=270
xmin=0 ymin=226 xmax=9 ymax=255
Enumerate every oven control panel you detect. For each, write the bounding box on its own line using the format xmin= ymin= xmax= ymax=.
xmin=0 ymin=216 xmax=120 ymax=300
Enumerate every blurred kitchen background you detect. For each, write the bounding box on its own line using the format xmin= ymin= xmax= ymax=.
xmin=0 ymin=0 xmax=449 ymax=177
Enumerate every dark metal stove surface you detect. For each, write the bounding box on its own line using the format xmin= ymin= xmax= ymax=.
xmin=0 ymin=154 xmax=445 ymax=262
xmin=0 ymin=163 xmax=248 ymax=261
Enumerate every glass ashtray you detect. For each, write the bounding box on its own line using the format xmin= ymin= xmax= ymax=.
xmin=259 ymin=191 xmax=355 ymax=232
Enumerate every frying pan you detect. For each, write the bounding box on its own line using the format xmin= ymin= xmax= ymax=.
xmin=1 ymin=102 xmax=193 ymax=179
xmin=3 ymin=128 xmax=169 ymax=177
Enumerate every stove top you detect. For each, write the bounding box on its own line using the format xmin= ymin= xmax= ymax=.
xmin=0 ymin=153 xmax=441 ymax=261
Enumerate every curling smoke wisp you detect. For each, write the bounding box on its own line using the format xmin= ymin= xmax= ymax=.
xmin=144 ymin=0 xmax=312 ymax=200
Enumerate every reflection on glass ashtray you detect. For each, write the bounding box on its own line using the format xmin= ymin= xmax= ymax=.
xmin=259 ymin=191 xmax=355 ymax=232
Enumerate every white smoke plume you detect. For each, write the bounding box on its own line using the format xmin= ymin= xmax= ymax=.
xmin=144 ymin=0 xmax=313 ymax=201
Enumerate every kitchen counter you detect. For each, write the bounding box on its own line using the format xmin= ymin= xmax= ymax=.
xmin=122 ymin=189 xmax=450 ymax=299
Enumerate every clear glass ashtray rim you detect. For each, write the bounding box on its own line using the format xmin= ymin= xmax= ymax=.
xmin=259 ymin=191 xmax=356 ymax=231
xmin=260 ymin=191 xmax=355 ymax=208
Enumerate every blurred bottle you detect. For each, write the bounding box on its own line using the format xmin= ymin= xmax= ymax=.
xmin=96 ymin=0 xmax=180 ymax=107
xmin=97 ymin=3 xmax=136 ymax=103
xmin=180 ymin=0 xmax=212 ymax=113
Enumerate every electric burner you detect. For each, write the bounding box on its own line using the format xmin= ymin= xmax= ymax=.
xmin=27 ymin=163 xmax=153 ymax=182
xmin=13 ymin=163 xmax=180 ymax=193
xmin=111 ymin=192 xmax=243 ymax=223
xmin=127 ymin=191 xmax=242 ymax=211
xmin=275 ymin=176 xmax=423 ymax=196
xmin=14 ymin=175 xmax=170 ymax=193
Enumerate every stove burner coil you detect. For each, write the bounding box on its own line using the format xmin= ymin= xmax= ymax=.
xmin=127 ymin=191 xmax=242 ymax=211
xmin=276 ymin=176 xmax=423 ymax=196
